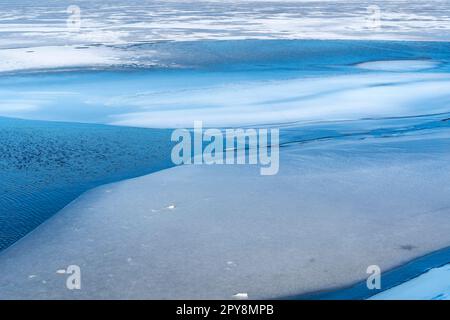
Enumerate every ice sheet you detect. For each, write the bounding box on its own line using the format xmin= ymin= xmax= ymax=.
xmin=0 ymin=127 xmax=449 ymax=299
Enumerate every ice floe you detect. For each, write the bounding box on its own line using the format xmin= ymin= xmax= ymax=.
xmin=232 ymin=293 xmax=249 ymax=300
xmin=356 ymin=60 xmax=439 ymax=72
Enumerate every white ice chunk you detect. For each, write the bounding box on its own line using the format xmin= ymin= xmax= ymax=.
xmin=356 ymin=60 xmax=439 ymax=72
xmin=232 ymin=293 xmax=249 ymax=300
xmin=0 ymin=46 xmax=126 ymax=73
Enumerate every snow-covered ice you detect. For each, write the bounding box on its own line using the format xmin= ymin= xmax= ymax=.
xmin=2 ymin=0 xmax=450 ymax=48
xmin=0 ymin=40 xmax=449 ymax=128
xmin=0 ymin=46 xmax=126 ymax=73
xmin=0 ymin=1 xmax=449 ymax=300
xmin=370 ymin=264 xmax=450 ymax=300
xmin=356 ymin=60 xmax=439 ymax=72
xmin=1 ymin=1 xmax=450 ymax=72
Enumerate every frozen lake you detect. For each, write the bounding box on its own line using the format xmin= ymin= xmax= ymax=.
xmin=0 ymin=1 xmax=450 ymax=300
xmin=1 ymin=0 xmax=450 ymax=51
xmin=0 ymin=46 xmax=450 ymax=297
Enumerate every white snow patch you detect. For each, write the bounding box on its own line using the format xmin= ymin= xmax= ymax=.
xmin=0 ymin=46 xmax=125 ymax=73
xmin=232 ymin=293 xmax=249 ymax=300
xmin=356 ymin=60 xmax=439 ymax=72
xmin=109 ymin=73 xmax=450 ymax=128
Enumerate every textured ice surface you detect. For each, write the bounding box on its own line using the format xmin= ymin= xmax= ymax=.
xmin=1 ymin=0 xmax=450 ymax=48
xmin=369 ymin=264 xmax=450 ymax=300
xmin=1 ymin=40 xmax=450 ymax=127
xmin=0 ymin=117 xmax=174 ymax=251
xmin=0 ymin=121 xmax=449 ymax=299
xmin=1 ymin=1 xmax=450 ymax=72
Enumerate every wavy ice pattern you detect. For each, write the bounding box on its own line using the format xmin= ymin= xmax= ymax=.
xmin=1 ymin=0 xmax=450 ymax=73
xmin=1 ymin=0 xmax=450 ymax=50
xmin=0 ymin=40 xmax=450 ymax=128
xmin=0 ymin=114 xmax=449 ymax=299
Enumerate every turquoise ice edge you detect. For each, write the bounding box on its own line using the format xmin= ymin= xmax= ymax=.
xmin=282 ymin=246 xmax=450 ymax=300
